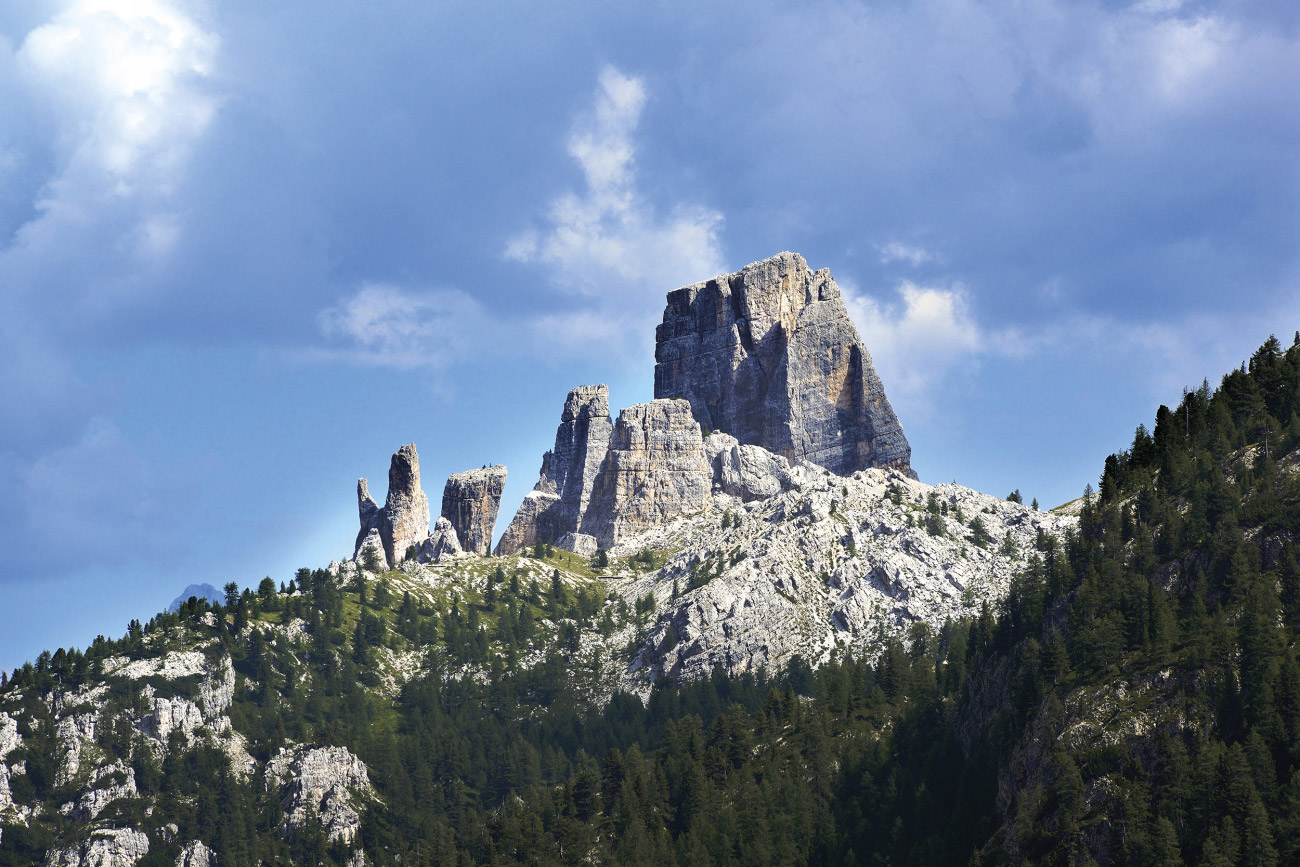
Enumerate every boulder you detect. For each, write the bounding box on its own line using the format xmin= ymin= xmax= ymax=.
xmin=418 ymin=516 xmax=462 ymax=562
xmin=440 ymin=466 xmax=507 ymax=555
xmin=654 ymin=252 xmax=912 ymax=477
xmin=704 ymin=433 xmax=796 ymax=502
xmin=582 ymin=400 xmax=712 ymax=549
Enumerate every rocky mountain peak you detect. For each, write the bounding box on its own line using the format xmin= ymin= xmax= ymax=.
xmin=654 ymin=251 xmax=912 ymax=477
xmin=582 ymin=399 xmax=712 ymax=550
xmin=561 ymin=384 xmax=611 ymax=423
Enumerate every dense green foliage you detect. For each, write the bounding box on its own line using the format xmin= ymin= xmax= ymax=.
xmin=3 ymin=334 xmax=1300 ymax=865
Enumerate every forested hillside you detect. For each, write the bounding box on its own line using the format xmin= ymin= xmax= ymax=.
xmin=2 ymin=334 xmax=1299 ymax=866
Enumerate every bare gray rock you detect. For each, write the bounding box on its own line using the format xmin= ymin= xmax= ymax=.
xmin=496 ymin=385 xmax=613 ymax=554
xmin=703 ymin=433 xmax=796 ymax=502
xmin=44 ymin=828 xmax=150 ymax=867
xmin=611 ymin=466 xmax=1076 ymax=686
xmin=0 ymin=717 xmax=19 ymax=816
xmin=582 ymin=400 xmax=712 ymax=549
xmin=495 ymin=490 xmax=560 ymax=555
xmin=418 ymin=516 xmax=462 ymax=562
xmin=356 ymin=528 xmax=386 ymax=570
xmin=60 ymin=761 xmax=137 ymax=822
xmin=557 ymin=532 xmax=598 ymax=559
xmin=352 ymin=445 xmax=431 ymax=568
xmin=175 ymin=841 xmax=215 ymax=867
xmin=440 ymin=466 xmax=507 ymax=555
xmin=268 ymin=745 xmax=372 ymax=844
xmin=0 ymin=713 xmax=18 ymax=761
xmin=654 ymin=252 xmax=912 ymax=477
xmin=354 ymin=479 xmax=381 ymax=558
xmin=379 ymin=444 xmax=430 ymax=567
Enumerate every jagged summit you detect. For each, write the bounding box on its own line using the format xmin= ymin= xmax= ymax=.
xmin=354 ymin=443 xmax=430 ymax=569
xmin=353 ymin=444 xmax=503 ymax=568
xmin=654 ymin=252 xmax=913 ymax=477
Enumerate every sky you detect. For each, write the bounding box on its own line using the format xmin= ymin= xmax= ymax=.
xmin=0 ymin=0 xmax=1297 ymax=673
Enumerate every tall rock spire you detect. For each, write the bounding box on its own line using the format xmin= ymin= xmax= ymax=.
xmin=495 ymin=385 xmax=613 ymax=555
xmin=351 ymin=443 xmax=432 ymax=569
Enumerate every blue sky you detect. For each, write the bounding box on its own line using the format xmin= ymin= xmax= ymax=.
xmin=1 ymin=0 xmax=1297 ymax=673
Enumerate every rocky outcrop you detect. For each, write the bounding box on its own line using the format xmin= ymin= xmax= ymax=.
xmin=135 ymin=654 xmax=235 ymax=750
xmin=175 ymin=841 xmax=215 ymax=867
xmin=440 ymin=466 xmax=507 ymax=555
xmin=496 ymin=385 xmax=613 ymax=555
xmin=60 ymin=761 xmax=138 ymax=822
xmin=268 ymin=745 xmax=372 ymax=844
xmin=557 ymin=532 xmax=598 ymax=559
xmin=44 ymin=828 xmax=150 ymax=867
xmin=418 ymin=516 xmax=462 ymax=562
xmin=612 ymin=466 xmax=1076 ymax=686
xmin=0 ymin=712 xmax=19 ymax=816
xmin=495 ymin=490 xmax=560 ymax=555
xmin=703 ymin=433 xmax=796 ymax=502
xmin=354 ymin=479 xmax=382 ymax=556
xmin=356 ymin=528 xmax=386 ymax=570
xmin=378 ymin=445 xmax=430 ymax=567
xmin=582 ymin=400 xmax=712 ymax=549
xmin=654 ymin=252 xmax=912 ymax=477
xmin=352 ymin=445 xmax=431 ymax=568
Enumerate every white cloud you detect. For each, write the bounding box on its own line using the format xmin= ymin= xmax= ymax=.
xmin=842 ymin=279 xmax=1017 ymax=406
xmin=315 ymin=283 xmax=491 ymax=371
xmin=507 ymin=66 xmax=725 ymax=358
xmin=877 ymin=241 xmax=935 ymax=267
xmin=11 ymin=0 xmax=218 ymax=258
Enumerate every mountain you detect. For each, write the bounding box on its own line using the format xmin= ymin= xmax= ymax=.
xmin=166 ymin=586 xmax=223 ymax=614
xmin=2 ymin=255 xmax=1299 ymax=866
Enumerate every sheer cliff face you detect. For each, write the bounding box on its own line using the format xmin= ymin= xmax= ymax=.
xmin=495 ymin=385 xmax=613 ymax=555
xmin=653 ymin=252 xmax=912 ymax=477
xmin=581 ymin=399 xmax=712 ymax=550
xmin=440 ymin=466 xmax=506 ymax=555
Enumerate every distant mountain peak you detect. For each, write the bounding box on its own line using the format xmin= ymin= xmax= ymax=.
xmin=166 ymin=583 xmax=222 ymax=613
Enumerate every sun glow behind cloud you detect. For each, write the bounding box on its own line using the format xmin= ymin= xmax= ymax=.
xmin=13 ymin=0 xmax=218 ymax=254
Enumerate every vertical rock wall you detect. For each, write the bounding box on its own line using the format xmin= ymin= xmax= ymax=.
xmin=378 ymin=444 xmax=430 ymax=567
xmin=440 ymin=466 xmax=507 ymax=555
xmin=495 ymin=385 xmax=612 ymax=555
xmin=653 ymin=252 xmax=912 ymax=476
xmin=581 ymin=399 xmax=712 ymax=549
